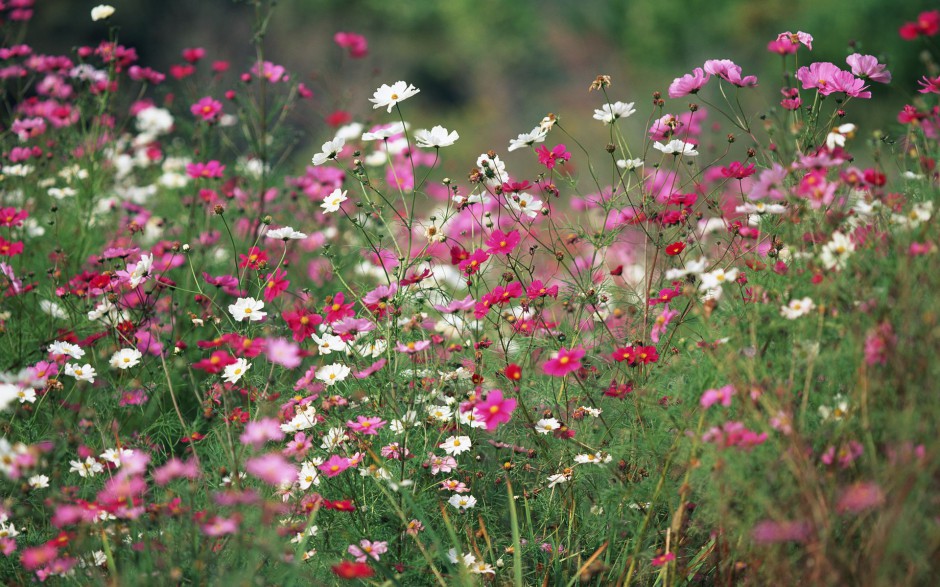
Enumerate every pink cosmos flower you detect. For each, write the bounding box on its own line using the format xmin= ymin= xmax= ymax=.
xmin=354 ymin=358 xmax=387 ymax=379
xmin=459 ymin=249 xmax=490 ymax=276
xmin=836 ymin=482 xmax=884 ymax=514
xmin=347 ymin=415 xmax=387 ymax=435
xmin=334 ymin=32 xmax=368 ymax=58
xmin=917 ymin=75 xmax=940 ymax=94
xmin=700 ymin=384 xmax=734 ymax=408
xmin=319 ymin=454 xmax=352 ymax=478
xmin=265 ymin=337 xmax=302 ymax=369
xmin=485 ymin=229 xmax=521 ymax=255
xmin=846 ymin=54 xmax=891 ymax=84
xmin=668 ymin=67 xmax=709 ymax=98
xmin=776 ymin=31 xmax=813 ymax=51
xmin=473 ymin=389 xmax=517 ymax=431
xmin=186 ymin=160 xmax=225 ymax=179
xmin=396 ymin=340 xmax=430 ymax=354
xmin=252 ymin=60 xmax=287 ymax=83
xmin=542 ymin=346 xmax=585 ymax=377
xmin=202 ymin=516 xmax=239 ymax=537
xmin=245 ymin=453 xmax=298 ymax=486
xmin=752 ymin=519 xmax=813 ymax=544
xmin=190 ymin=96 xmax=223 ymax=121
xmin=536 ymin=144 xmax=571 ymax=169
xmin=650 ymin=304 xmax=679 ymax=343
xmin=427 ymin=453 xmax=457 ymax=475
xmin=703 ymin=59 xmax=757 ymax=87
xmin=348 ymin=539 xmax=387 ymax=563
xmin=152 ymin=458 xmax=200 ymax=486
xmin=240 ymin=418 xmax=286 ymax=449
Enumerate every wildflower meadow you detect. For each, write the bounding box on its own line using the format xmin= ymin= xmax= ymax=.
xmin=1 ymin=1 xmax=939 ymax=585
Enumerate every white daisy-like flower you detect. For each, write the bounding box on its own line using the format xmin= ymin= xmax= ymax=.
xmin=470 ymin=562 xmax=496 ymax=575
xmin=228 ymin=297 xmax=266 ymax=322
xmin=819 ymin=231 xmax=855 ymax=270
xmin=311 ymin=137 xmax=345 ymax=166
xmin=535 ymin=418 xmax=561 ymax=435
xmin=109 ymin=348 xmax=142 ymax=370
xmin=617 ymin=158 xmax=644 ymax=170
xmin=664 ymin=257 xmax=709 ymax=280
xmin=427 ymin=404 xmax=453 ymax=423
xmin=297 ymin=462 xmax=321 ymax=490
xmin=448 ymin=493 xmax=477 ymax=511
xmin=735 ymin=202 xmax=787 ymax=215
xmin=476 ymin=152 xmax=507 ymax=187
xmin=507 ymin=126 xmax=548 ymax=152
xmin=415 ymin=125 xmax=459 ymax=148
xmin=780 ymin=297 xmax=816 ymax=320
xmin=593 ymin=101 xmax=636 ymax=124
xmin=361 ymin=122 xmax=406 ymax=141
xmin=16 ymin=387 xmax=36 ymax=404
xmin=439 ymin=435 xmax=472 ymax=456
xmin=547 ymin=471 xmax=572 ymax=487
xmin=40 ymin=300 xmax=68 ymax=320
xmin=91 ymin=5 xmax=115 ymax=21
xmin=316 ymin=363 xmax=351 ymax=386
xmin=48 ymin=340 xmax=85 ymax=359
xmin=507 ymin=194 xmax=543 ymax=218
xmin=573 ymin=452 xmax=612 ymax=465
xmin=266 ymin=226 xmax=307 ymax=240
xmin=64 ymin=363 xmax=97 ymax=383
xmin=447 ymin=548 xmax=477 ymax=566
xmin=70 ymin=456 xmax=104 ymax=478
xmin=369 ymin=81 xmax=420 ymax=113
xmin=222 ymin=358 xmax=251 ymax=384
xmin=321 ymin=188 xmax=348 ymax=213
xmin=28 ymin=474 xmax=50 ymax=489
xmin=653 ymin=139 xmax=699 ymax=157
xmin=127 ymin=253 xmax=153 ymax=288
xmin=100 ymin=448 xmax=134 ymax=466
xmin=312 ymin=333 xmax=347 ymax=355
xmin=698 ymin=267 xmax=739 ymax=291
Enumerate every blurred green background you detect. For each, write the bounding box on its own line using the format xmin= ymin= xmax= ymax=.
xmin=28 ymin=0 xmax=938 ymax=172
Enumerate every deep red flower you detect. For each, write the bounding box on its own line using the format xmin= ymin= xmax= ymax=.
xmin=505 ymin=363 xmax=522 ymax=381
xmin=332 ymin=560 xmax=374 ymax=579
xmin=665 ymin=242 xmax=685 ymax=256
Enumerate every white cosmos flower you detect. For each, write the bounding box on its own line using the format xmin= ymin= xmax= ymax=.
xmin=507 ymin=126 xmax=548 ymax=152
xmin=507 ymin=194 xmax=543 ymax=218
xmin=266 ymin=226 xmax=307 ymax=240
xmin=573 ymin=452 xmax=612 ymax=465
xmin=229 ymin=297 xmax=266 ymax=322
xmin=819 ymin=231 xmax=855 ymax=270
xmin=369 ymin=81 xmax=420 ymax=113
xmin=415 ymin=126 xmax=459 ymax=148
xmin=654 ymin=139 xmax=699 ymax=157
xmin=617 ymin=158 xmax=644 ymax=170
xmin=664 ymin=257 xmax=709 ymax=280
xmin=109 ymin=348 xmax=142 ymax=370
xmin=48 ymin=340 xmax=85 ymax=359
xmin=547 ymin=471 xmax=571 ymax=487
xmin=321 ymin=189 xmax=348 ymax=213
xmin=316 ymin=363 xmax=351 ymax=386
xmin=311 ymin=137 xmax=345 ymax=166
xmin=448 ymin=493 xmax=477 ymax=511
xmin=698 ymin=267 xmax=739 ymax=291
xmin=780 ymin=297 xmax=816 ymax=320
xmin=362 ymin=122 xmax=405 ymax=141
xmin=127 ymin=253 xmax=153 ymax=288
xmin=535 ymin=418 xmax=561 ymax=434
xmin=69 ymin=457 xmax=104 ymax=478
xmin=311 ymin=333 xmax=347 ymax=355
xmin=91 ymin=5 xmax=115 ymax=21
xmin=222 ymin=358 xmax=251 ymax=384
xmin=593 ymin=101 xmax=636 ymax=124
xmin=439 ymin=435 xmax=471 ymax=456
xmin=64 ymin=363 xmax=97 ymax=383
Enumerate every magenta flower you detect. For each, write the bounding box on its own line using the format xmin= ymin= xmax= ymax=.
xmin=542 ymin=346 xmax=585 ymax=377
xmin=700 ymin=384 xmax=735 ymax=408
xmin=536 ymin=144 xmax=571 ymax=169
xmin=396 ymin=340 xmax=430 ymax=354
xmin=240 ymin=418 xmax=286 ymax=449
xmin=668 ymin=67 xmax=709 ymax=98
xmin=319 ymin=454 xmax=352 ymax=478
xmin=459 ymin=249 xmax=490 ymax=276
xmin=473 ymin=389 xmax=517 ymax=431
xmin=846 ymin=54 xmax=891 ymax=84
xmin=348 ymin=539 xmax=388 ymax=562
xmin=190 ymin=96 xmax=223 ymax=121
xmin=651 ymin=304 xmax=679 ymax=343
xmin=245 ymin=453 xmax=298 ymax=486
xmin=186 ymin=160 xmax=225 ymax=179
xmin=918 ymin=75 xmax=940 ymax=94
xmin=347 ymin=415 xmax=387 ymax=435
xmin=703 ymin=59 xmax=757 ymax=88
xmin=152 ymin=458 xmax=200 ymax=486
xmin=485 ymin=229 xmax=521 ymax=255
xmin=201 ymin=515 xmax=239 ymax=537
xmin=776 ymin=31 xmax=813 ymax=51
xmin=334 ymin=32 xmax=368 ymax=58
xmin=252 ymin=60 xmax=287 ymax=83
